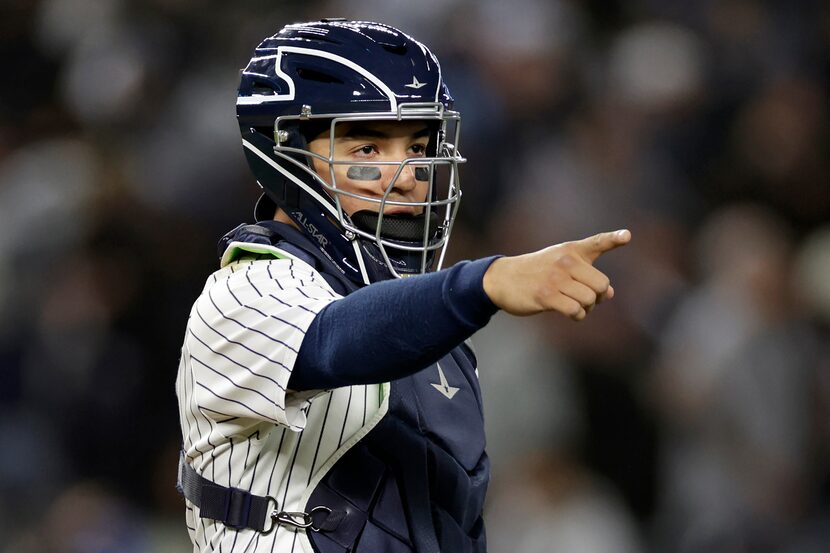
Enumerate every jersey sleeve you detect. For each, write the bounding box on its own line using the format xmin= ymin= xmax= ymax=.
xmin=290 ymin=257 xmax=500 ymax=390
xmin=184 ymin=255 xmax=339 ymax=431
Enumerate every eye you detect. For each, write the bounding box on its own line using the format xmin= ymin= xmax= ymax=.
xmin=354 ymin=144 xmax=377 ymax=157
xmin=410 ymin=143 xmax=427 ymax=155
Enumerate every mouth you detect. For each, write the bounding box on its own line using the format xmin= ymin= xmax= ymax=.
xmin=382 ymin=205 xmax=422 ymax=216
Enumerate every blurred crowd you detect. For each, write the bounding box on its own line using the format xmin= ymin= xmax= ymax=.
xmin=1 ymin=0 xmax=829 ymax=551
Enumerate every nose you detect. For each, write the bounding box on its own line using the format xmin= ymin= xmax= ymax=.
xmin=386 ymin=160 xmax=419 ymax=194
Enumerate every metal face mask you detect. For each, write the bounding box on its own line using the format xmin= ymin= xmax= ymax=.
xmin=272 ymin=103 xmax=464 ymax=277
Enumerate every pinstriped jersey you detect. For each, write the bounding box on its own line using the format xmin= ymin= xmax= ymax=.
xmin=176 ymin=245 xmax=387 ymax=553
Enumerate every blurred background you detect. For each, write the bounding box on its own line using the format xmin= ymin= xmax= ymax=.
xmin=1 ymin=0 xmax=829 ymax=551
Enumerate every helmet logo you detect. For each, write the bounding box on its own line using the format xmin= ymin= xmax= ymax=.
xmin=404 ymin=76 xmax=427 ymax=89
xmin=292 ymin=210 xmax=329 ymax=247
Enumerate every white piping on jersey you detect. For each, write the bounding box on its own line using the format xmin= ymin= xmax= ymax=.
xmin=237 ymin=46 xmax=399 ymax=111
xmin=351 ymin=241 xmax=371 ymax=285
xmin=296 ymin=382 xmax=391 ymax=553
xmin=242 ymin=138 xmax=339 ymax=219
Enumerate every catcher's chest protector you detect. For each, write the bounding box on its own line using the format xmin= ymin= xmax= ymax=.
xmin=306 ymin=347 xmax=489 ymax=553
xmin=244 ymin=222 xmax=490 ymax=553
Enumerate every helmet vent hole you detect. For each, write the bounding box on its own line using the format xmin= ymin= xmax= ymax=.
xmin=296 ymin=67 xmax=343 ymax=84
xmin=251 ymin=82 xmax=275 ymax=95
xmin=296 ymin=31 xmax=341 ymax=45
xmin=381 ymin=44 xmax=408 ymax=55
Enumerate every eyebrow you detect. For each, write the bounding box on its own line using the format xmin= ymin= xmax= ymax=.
xmin=339 ymin=126 xmax=431 ymax=140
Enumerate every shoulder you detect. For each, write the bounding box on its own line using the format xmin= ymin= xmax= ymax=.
xmin=187 ymin=255 xmax=339 ymax=346
xmin=203 ymin=254 xmax=336 ymax=298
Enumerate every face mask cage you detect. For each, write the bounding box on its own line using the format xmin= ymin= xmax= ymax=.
xmin=272 ymin=102 xmax=465 ymax=277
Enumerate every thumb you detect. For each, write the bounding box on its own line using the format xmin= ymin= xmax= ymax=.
xmin=575 ymin=229 xmax=631 ymax=262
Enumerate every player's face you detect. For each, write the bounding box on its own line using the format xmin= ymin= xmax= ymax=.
xmin=307 ymin=121 xmax=431 ymax=216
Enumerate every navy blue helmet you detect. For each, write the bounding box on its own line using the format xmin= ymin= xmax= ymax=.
xmin=237 ymin=20 xmax=465 ymax=283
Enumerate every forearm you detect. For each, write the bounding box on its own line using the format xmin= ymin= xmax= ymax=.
xmin=288 ymin=257 xmax=500 ymax=390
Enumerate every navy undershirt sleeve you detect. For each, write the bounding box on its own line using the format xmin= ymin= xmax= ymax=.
xmin=288 ymin=257 xmax=501 ymax=391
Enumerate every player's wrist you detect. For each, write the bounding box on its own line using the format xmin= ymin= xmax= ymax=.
xmin=447 ymin=256 xmax=502 ymax=324
xmin=482 ymin=255 xmax=508 ymax=310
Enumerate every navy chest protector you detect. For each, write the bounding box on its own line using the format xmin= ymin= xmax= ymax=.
xmin=225 ymin=222 xmax=490 ymax=553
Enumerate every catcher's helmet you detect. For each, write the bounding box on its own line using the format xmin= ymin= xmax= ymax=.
xmin=237 ymin=19 xmax=465 ymax=282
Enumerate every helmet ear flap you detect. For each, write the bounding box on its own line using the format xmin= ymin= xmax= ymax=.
xmin=423 ymin=120 xmax=442 ymax=157
xmin=298 ymin=120 xmax=332 ymax=144
xmin=263 ymin=122 xmax=319 ymax=176
xmin=242 ymin=126 xmax=307 ymax=215
xmin=294 ymin=121 xmax=331 ymax=175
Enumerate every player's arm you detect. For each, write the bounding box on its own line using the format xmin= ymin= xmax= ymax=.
xmin=289 ymin=256 xmax=499 ymax=390
xmin=289 ymin=230 xmax=631 ymax=391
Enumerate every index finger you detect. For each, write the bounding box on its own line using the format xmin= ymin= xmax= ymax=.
xmin=575 ymin=229 xmax=631 ymax=262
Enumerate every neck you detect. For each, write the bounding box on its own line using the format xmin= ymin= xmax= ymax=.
xmin=274 ymin=208 xmax=299 ymax=229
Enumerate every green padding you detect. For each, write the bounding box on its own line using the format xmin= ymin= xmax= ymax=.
xmin=223 ymin=244 xmax=290 ymax=265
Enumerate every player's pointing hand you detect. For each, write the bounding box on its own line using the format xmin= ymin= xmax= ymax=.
xmin=482 ymin=229 xmax=631 ymax=320
xmin=573 ymin=229 xmax=632 ymax=262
